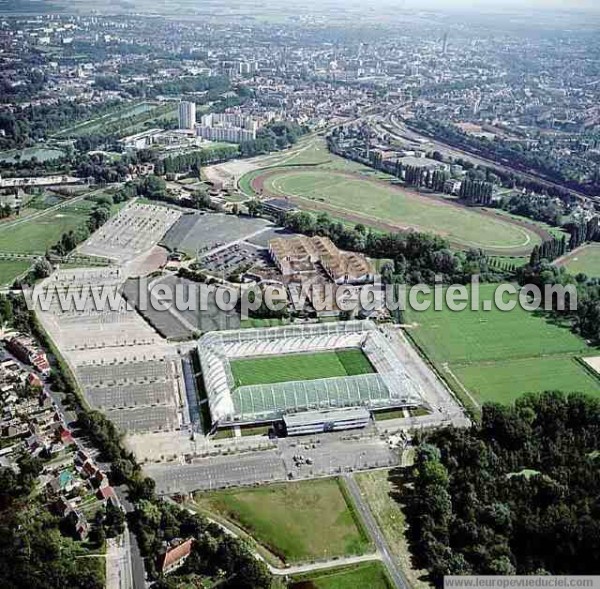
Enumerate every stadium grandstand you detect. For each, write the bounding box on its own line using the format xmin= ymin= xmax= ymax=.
xmin=198 ymin=320 xmax=424 ymax=428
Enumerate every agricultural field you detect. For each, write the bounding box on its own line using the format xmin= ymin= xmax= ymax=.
xmin=289 ymin=562 xmax=392 ymax=589
xmin=405 ymin=284 xmax=600 ymax=406
xmin=230 ymin=349 xmax=374 ymax=387
xmin=194 ymin=478 xmax=371 ymax=563
xmin=557 ymin=243 xmax=600 ymax=278
xmin=244 ymin=165 xmax=546 ymax=256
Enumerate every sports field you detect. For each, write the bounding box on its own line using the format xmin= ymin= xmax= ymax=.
xmin=0 ymin=259 xmax=32 ymax=285
xmin=194 ymin=478 xmax=372 ymax=563
xmin=405 ymin=284 xmax=600 ymax=406
xmin=289 ymin=562 xmax=393 ymax=589
xmin=230 ymin=349 xmax=374 ymax=387
xmin=0 ymin=199 xmax=96 ymax=255
xmin=247 ymin=166 xmax=545 ymax=255
xmin=558 ymin=244 xmax=600 ymax=278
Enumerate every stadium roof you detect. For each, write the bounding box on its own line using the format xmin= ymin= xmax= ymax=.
xmin=198 ymin=321 xmax=423 ymax=425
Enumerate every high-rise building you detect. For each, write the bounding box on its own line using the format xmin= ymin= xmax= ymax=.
xmin=178 ymin=101 xmax=196 ymax=130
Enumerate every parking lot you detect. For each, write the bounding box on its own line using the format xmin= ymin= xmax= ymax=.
xmin=161 ymin=212 xmax=272 ymax=257
xmin=145 ymin=432 xmax=400 ymax=494
xmin=146 ymin=450 xmax=288 ymax=494
xmin=79 ymin=202 xmax=181 ymax=263
xmin=199 ymin=242 xmax=269 ymax=275
xmin=107 ymin=405 xmax=180 ymax=434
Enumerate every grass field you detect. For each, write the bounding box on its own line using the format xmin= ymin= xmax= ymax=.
xmin=405 ymin=284 xmax=600 ymax=406
xmin=230 ymin=349 xmax=374 ymax=387
xmin=56 ymin=101 xmax=159 ymax=137
xmin=250 ymin=167 xmax=541 ymax=255
xmin=0 ymin=199 xmax=95 ymax=254
xmin=194 ymin=478 xmax=371 ymax=563
xmin=355 ymin=470 xmax=431 ymax=589
xmin=558 ymin=244 xmax=600 ymax=278
xmin=289 ymin=562 xmax=393 ymax=589
xmin=0 ymin=146 xmax=65 ymax=164
xmin=0 ymin=259 xmax=32 ymax=285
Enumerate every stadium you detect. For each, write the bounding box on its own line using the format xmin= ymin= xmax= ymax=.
xmin=198 ymin=320 xmax=425 ymax=433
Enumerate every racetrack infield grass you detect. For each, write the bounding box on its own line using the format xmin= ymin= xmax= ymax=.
xmin=230 ymin=349 xmax=374 ymax=387
xmin=194 ymin=478 xmax=372 ymax=563
xmin=405 ymin=284 xmax=600 ymax=406
xmin=250 ymin=167 xmax=543 ymax=255
xmin=289 ymin=562 xmax=393 ymax=589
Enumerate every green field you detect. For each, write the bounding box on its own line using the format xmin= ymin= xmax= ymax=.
xmin=0 ymin=147 xmax=65 ymax=164
xmin=0 ymin=199 xmax=95 ymax=254
xmin=55 ymin=101 xmax=179 ymax=139
xmin=355 ymin=471 xmax=430 ymax=589
xmin=289 ymin=562 xmax=392 ymax=589
xmin=0 ymin=259 xmax=32 ymax=285
xmin=405 ymin=284 xmax=599 ymax=406
xmin=230 ymin=349 xmax=374 ymax=387
xmin=559 ymin=244 xmax=600 ymax=278
xmin=194 ymin=478 xmax=371 ymax=563
xmin=250 ymin=167 xmax=541 ymax=255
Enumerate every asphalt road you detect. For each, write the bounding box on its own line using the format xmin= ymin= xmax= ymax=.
xmin=343 ymin=473 xmax=410 ymax=589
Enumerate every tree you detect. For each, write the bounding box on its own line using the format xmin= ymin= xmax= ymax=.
xmin=32 ymin=257 xmax=53 ymax=279
xmin=246 ymin=199 xmax=263 ymax=217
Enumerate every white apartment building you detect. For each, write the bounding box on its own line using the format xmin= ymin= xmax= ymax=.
xmin=178 ymin=101 xmax=197 ymax=130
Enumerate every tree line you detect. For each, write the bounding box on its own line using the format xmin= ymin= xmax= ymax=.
xmin=516 ymin=260 xmax=600 ymax=344
xmin=0 ymin=293 xmax=273 ymax=588
xmin=278 ymin=209 xmax=504 ymax=285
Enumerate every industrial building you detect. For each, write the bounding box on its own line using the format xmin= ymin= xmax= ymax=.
xmin=269 ymin=235 xmax=375 ymax=285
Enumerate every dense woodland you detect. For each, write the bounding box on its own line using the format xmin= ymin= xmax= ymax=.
xmin=406 ymin=392 xmax=600 ymax=585
xmin=0 ymin=100 xmax=121 ymax=149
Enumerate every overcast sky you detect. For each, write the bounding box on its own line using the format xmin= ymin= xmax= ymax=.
xmin=386 ymin=0 xmax=598 ymax=11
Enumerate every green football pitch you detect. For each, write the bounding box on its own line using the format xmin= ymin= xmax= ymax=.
xmin=230 ymin=349 xmax=374 ymax=387
xmin=405 ymin=284 xmax=600 ymax=407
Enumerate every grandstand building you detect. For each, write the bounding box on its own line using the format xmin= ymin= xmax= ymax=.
xmin=269 ymin=236 xmax=375 ymax=285
xmin=284 ymin=408 xmax=370 ymax=436
xmin=198 ymin=321 xmax=424 ymax=431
